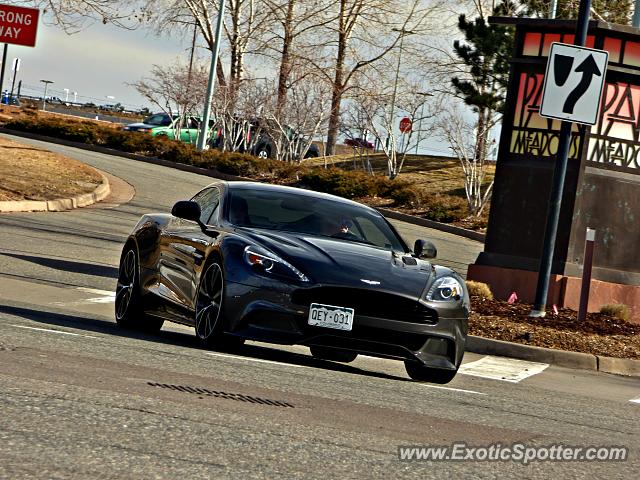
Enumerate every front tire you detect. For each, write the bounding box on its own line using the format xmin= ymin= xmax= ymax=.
xmin=310 ymin=346 xmax=357 ymax=363
xmin=115 ymin=247 xmax=164 ymax=332
xmin=404 ymin=360 xmax=457 ymax=384
xmin=195 ymin=261 xmax=244 ymax=350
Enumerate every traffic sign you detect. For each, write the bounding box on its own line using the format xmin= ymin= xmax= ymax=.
xmin=399 ymin=117 xmax=412 ymax=133
xmin=539 ymin=42 xmax=608 ymax=125
xmin=0 ymin=4 xmax=40 ymax=47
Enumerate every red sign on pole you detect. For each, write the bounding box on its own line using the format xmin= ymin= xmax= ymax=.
xmin=0 ymin=4 xmax=40 ymax=47
xmin=399 ymin=117 xmax=412 ymax=133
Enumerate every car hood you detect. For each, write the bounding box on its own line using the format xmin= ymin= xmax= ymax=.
xmin=242 ymin=229 xmax=434 ymax=298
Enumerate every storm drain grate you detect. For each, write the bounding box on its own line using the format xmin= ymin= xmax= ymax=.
xmin=147 ymin=382 xmax=294 ymax=408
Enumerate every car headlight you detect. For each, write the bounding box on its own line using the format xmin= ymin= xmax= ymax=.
xmin=244 ymin=246 xmax=309 ymax=283
xmin=426 ymin=276 xmax=463 ymax=302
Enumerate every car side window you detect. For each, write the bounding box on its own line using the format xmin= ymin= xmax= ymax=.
xmin=191 ymin=187 xmax=221 ymax=225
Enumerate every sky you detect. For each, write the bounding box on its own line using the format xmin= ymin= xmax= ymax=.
xmin=1 ymin=18 xmax=192 ymax=109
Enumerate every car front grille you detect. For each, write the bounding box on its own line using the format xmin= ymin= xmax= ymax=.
xmin=291 ymin=287 xmax=437 ymax=325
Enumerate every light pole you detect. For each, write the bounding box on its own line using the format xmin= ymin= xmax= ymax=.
xmin=197 ymin=0 xmax=226 ymax=151
xmin=40 ymin=79 xmax=54 ymax=111
xmin=63 ymin=88 xmax=69 ymax=102
xmin=73 ymin=91 xmax=77 ymax=103
xmin=386 ymin=28 xmax=415 ymax=151
xmin=413 ymin=91 xmax=433 ymax=155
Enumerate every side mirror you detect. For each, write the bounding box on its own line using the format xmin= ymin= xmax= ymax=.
xmin=171 ymin=200 xmax=201 ymax=223
xmin=414 ymin=239 xmax=437 ymax=259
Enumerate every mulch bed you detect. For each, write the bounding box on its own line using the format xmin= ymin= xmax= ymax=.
xmin=470 ymin=295 xmax=640 ymax=360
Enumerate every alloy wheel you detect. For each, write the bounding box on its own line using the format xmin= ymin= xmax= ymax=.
xmin=196 ymin=263 xmax=224 ymax=340
xmin=115 ymin=249 xmax=136 ymax=320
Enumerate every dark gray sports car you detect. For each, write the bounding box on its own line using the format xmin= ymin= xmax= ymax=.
xmin=115 ymin=181 xmax=469 ymax=383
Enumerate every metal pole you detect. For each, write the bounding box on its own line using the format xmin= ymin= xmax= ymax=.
xmin=0 ymin=44 xmax=7 ymax=102
xmin=550 ymin=0 xmax=558 ymax=19
xmin=197 ymin=0 xmax=226 ymax=151
xmin=634 ymin=0 xmax=640 ymax=28
xmin=530 ymin=0 xmax=593 ymax=317
xmin=578 ymin=228 xmax=596 ymax=321
xmin=414 ymin=102 xmax=424 ymax=155
xmin=42 ymin=82 xmax=49 ymax=111
xmin=10 ymin=64 xmax=18 ymax=101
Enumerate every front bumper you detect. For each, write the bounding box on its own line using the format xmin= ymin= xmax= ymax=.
xmin=224 ymin=280 xmax=468 ymax=370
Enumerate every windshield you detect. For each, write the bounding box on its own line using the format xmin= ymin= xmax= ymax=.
xmin=143 ymin=114 xmax=172 ymax=126
xmin=226 ymin=188 xmax=406 ymax=251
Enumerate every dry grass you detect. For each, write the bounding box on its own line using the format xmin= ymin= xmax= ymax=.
xmin=0 ymin=136 xmax=102 ymax=201
xmin=600 ymin=304 xmax=631 ymax=322
xmin=466 ymin=281 xmax=493 ymax=300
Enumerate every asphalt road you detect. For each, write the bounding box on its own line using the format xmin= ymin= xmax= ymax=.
xmin=0 ymin=133 xmax=638 ymax=479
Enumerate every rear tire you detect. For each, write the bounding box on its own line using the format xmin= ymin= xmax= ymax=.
xmin=404 ymin=360 xmax=457 ymax=384
xmin=115 ymin=247 xmax=164 ymax=333
xmin=310 ymin=346 xmax=358 ymax=363
xmin=256 ymin=144 xmax=271 ymax=159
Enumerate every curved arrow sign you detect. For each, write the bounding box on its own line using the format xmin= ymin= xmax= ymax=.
xmin=540 ymin=43 xmax=609 ymax=125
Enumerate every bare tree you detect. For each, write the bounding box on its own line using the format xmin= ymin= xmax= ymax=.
xmin=315 ymin=0 xmax=440 ymax=156
xmin=144 ymin=0 xmax=272 ymax=93
xmin=342 ymin=61 xmax=439 ymax=178
xmin=260 ymin=0 xmax=333 ymax=116
xmin=131 ymin=60 xmax=208 ymax=141
xmin=19 ymin=1 xmax=144 ymax=32
xmin=253 ymin=70 xmax=330 ymax=162
xmin=437 ymin=105 xmax=495 ymax=217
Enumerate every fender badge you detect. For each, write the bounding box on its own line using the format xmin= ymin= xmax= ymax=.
xmin=360 ymin=279 xmax=381 ymax=285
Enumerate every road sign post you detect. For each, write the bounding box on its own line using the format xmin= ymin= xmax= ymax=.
xmin=530 ymin=0 xmax=603 ymax=317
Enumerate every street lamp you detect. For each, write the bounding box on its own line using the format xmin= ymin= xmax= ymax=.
xmin=413 ymin=91 xmax=433 ymax=155
xmin=197 ymin=0 xmax=227 ymax=151
xmin=386 ymin=28 xmax=415 ymax=150
xmin=40 ymin=79 xmax=54 ymax=111
xmin=63 ymin=88 xmax=69 ymax=102
xmin=73 ymin=91 xmax=78 ymax=103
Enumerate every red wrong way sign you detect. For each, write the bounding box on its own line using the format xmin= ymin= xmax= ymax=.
xmin=399 ymin=117 xmax=412 ymax=133
xmin=0 ymin=4 xmax=39 ymax=47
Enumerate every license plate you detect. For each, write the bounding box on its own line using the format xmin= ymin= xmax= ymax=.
xmin=308 ymin=303 xmax=354 ymax=331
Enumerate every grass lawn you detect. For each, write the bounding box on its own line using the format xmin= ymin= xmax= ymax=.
xmin=307 ymin=150 xmax=496 ymax=231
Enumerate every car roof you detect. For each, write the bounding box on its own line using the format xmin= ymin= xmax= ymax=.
xmin=222 ymin=181 xmax=379 ymax=212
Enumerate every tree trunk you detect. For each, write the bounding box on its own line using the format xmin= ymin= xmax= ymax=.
xmin=325 ymin=0 xmax=347 ymax=156
xmin=276 ymin=0 xmax=295 ymax=118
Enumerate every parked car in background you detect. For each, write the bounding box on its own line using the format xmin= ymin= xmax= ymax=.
xmin=211 ymin=117 xmax=319 ymax=160
xmin=124 ymin=113 xmax=211 ymax=145
xmin=345 ymin=137 xmax=375 ymax=149
xmin=101 ymin=103 xmax=125 ymax=112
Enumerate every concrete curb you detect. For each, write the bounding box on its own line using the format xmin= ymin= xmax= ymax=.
xmin=0 ymin=172 xmax=110 ymax=213
xmin=466 ymin=335 xmax=640 ymax=377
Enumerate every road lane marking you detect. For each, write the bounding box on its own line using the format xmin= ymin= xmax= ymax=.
xmin=421 ymin=384 xmax=486 ymax=395
xmin=9 ymin=324 xmax=97 ymax=338
xmin=205 ymin=351 xmax=305 ymax=368
xmin=77 ymin=287 xmax=115 ymax=296
xmin=630 ymin=396 xmax=640 ymax=404
xmin=459 ymin=356 xmax=549 ymax=383
xmin=50 ymin=287 xmax=115 ymax=307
